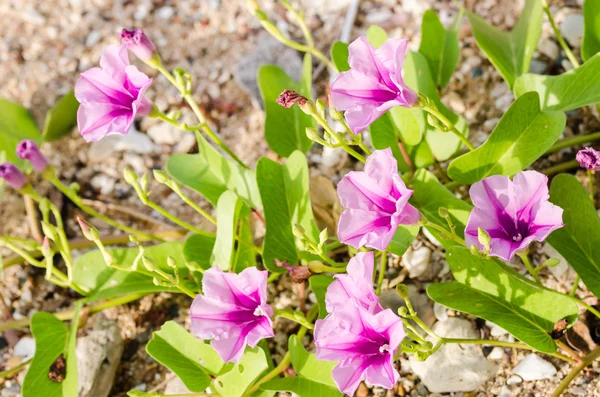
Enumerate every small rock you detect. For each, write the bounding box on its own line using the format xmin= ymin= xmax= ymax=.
xmin=147 ymin=123 xmax=185 ymax=145
xmin=570 ymin=386 xmax=587 ymax=396
xmin=529 ymin=59 xmax=547 ymax=74
xmin=88 ymin=128 xmax=159 ymax=161
xmin=486 ymin=321 xmax=509 ymax=337
xmin=433 ymin=302 xmax=448 ymax=322
xmin=560 ymin=14 xmax=584 ymax=47
xmin=0 ymin=382 xmax=20 ymax=397
xmin=320 ymin=146 xmax=348 ymax=175
xmin=155 ymin=6 xmax=175 ymax=20
xmin=165 ymin=375 xmax=192 ymax=394
xmin=90 ymin=174 xmax=116 ymax=196
xmin=495 ymin=93 xmax=514 ymax=112
xmin=402 ymin=246 xmax=431 ymax=278
xmin=498 ymin=385 xmax=512 ymax=397
xmin=409 ymin=318 xmax=497 ymax=392
xmin=483 ymin=118 xmax=500 ymax=133
xmin=538 ymin=38 xmax=559 ymax=59
xmin=512 ymin=354 xmax=557 ymax=381
xmin=506 ymin=375 xmax=522 ymax=385
xmin=13 ymin=337 xmax=36 ymax=360
xmin=541 ymin=244 xmax=570 ymax=278
xmin=490 ymin=83 xmax=508 ymax=98
xmin=77 ymin=316 xmax=124 ymax=397
xmin=86 ymin=31 xmax=101 ymax=47
xmin=422 ymin=228 xmax=441 ymax=247
xmin=445 ymin=92 xmax=466 ymax=114
xmin=175 ymin=132 xmax=197 ymax=153
xmin=487 ymin=347 xmax=506 ymax=360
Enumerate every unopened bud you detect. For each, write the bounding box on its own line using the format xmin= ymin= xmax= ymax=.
xmin=396 ymin=283 xmax=409 ymax=299
xmin=167 ymin=256 xmax=177 ymax=269
xmin=542 ymin=258 xmax=561 ymax=268
xmin=438 ymin=207 xmax=449 ymax=219
xmin=469 ymin=244 xmax=481 ymax=257
xmin=77 ymin=217 xmax=100 ymax=241
xmin=477 ymin=228 xmax=491 ymax=252
xmin=16 ymin=139 xmax=48 ymax=173
xmin=41 ymin=221 xmax=58 ymax=241
xmin=306 ymin=128 xmax=320 ymax=141
xmin=308 ymin=261 xmax=324 ymax=273
xmin=41 ymin=237 xmax=52 ymax=257
xmin=292 ymin=224 xmax=306 ymax=238
xmin=316 ymin=99 xmax=326 ymax=117
xmin=140 ymin=173 xmax=149 ymax=193
xmin=142 ymin=256 xmax=157 ymax=272
xmin=123 ymin=168 xmax=138 ymax=186
xmin=153 ymin=169 xmax=169 ymax=184
xmin=397 ymin=306 xmax=409 ymax=317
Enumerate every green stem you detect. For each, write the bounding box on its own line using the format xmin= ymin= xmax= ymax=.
xmin=425 ymin=221 xmax=466 ymax=246
xmin=551 ymin=346 xmax=600 ymax=397
xmin=543 ymin=159 xmax=580 ymax=175
xmin=312 ymin=113 xmax=366 ymax=163
xmin=0 ymin=358 xmax=32 ymax=379
xmin=0 ymin=292 xmax=146 ymax=332
xmin=275 ymin=309 xmax=315 ymax=330
xmin=376 ymin=250 xmax=387 ymax=295
xmin=588 ymin=170 xmax=595 ymax=205
xmin=422 ymin=105 xmax=475 ymax=151
xmin=545 ymin=131 xmax=600 ymax=154
xmin=175 ymin=282 xmax=197 ymax=299
xmin=319 ymin=263 xmax=347 ymax=273
xmin=565 ymin=294 xmax=600 ymax=320
xmin=42 ymin=171 xmax=163 ymax=242
xmin=541 ymin=1 xmax=580 ymax=68
xmin=441 ymin=338 xmax=576 ymax=364
xmin=517 ymin=251 xmax=541 ymax=284
xmin=570 ymin=275 xmax=580 ymax=297
xmin=145 ymin=200 xmax=213 ymax=238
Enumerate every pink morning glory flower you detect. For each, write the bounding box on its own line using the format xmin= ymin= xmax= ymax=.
xmin=75 ymin=44 xmax=153 ymax=142
xmin=326 ymin=251 xmax=383 ymax=314
xmin=330 ymin=36 xmax=418 ymax=134
xmin=314 ymin=303 xmax=405 ymax=395
xmin=0 ymin=163 xmax=27 ymax=190
xmin=337 ymin=148 xmax=421 ymax=250
xmin=120 ymin=29 xmax=157 ymax=62
xmin=17 ymin=140 xmax=48 ymax=172
xmin=465 ymin=171 xmax=564 ymax=261
xmin=576 ymin=147 xmax=600 ymax=171
xmin=190 ymin=266 xmax=274 ymax=363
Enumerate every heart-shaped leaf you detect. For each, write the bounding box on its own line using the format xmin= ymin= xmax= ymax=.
xmin=583 ymin=0 xmax=600 ymax=62
xmin=0 ymin=99 xmax=41 ymax=169
xmin=42 ymin=91 xmax=79 ymax=142
xmin=211 ymin=191 xmax=245 ymax=270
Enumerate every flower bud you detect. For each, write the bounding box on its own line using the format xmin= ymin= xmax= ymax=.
xmin=308 ymin=261 xmax=325 ymax=273
xmin=120 ymin=29 xmax=158 ymax=63
xmin=438 ymin=207 xmax=449 ymax=219
xmin=477 ymin=228 xmax=491 ymax=252
xmin=167 ymin=256 xmax=177 ymax=269
xmin=275 ymin=259 xmax=311 ymax=283
xmin=542 ymin=258 xmax=561 ymax=268
xmin=41 ymin=221 xmax=58 ymax=242
xmin=306 ymin=128 xmax=320 ymax=141
xmin=123 ymin=168 xmax=138 ymax=186
xmin=576 ymin=147 xmax=600 ymax=171
xmin=41 ymin=237 xmax=53 ymax=258
xmin=142 ymin=256 xmax=157 ymax=272
xmin=77 ymin=217 xmax=100 ymax=241
xmin=396 ymin=283 xmax=409 ymax=299
xmin=276 ymin=90 xmax=317 ymax=115
xmin=153 ymin=169 xmax=169 ymax=184
xmin=0 ymin=163 xmax=27 ymax=190
xmin=17 ymin=140 xmax=48 ymax=172
xmin=292 ymin=224 xmax=306 ymax=239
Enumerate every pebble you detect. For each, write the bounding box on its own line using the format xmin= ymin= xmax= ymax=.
xmin=402 ymin=246 xmax=432 ymax=278
xmin=487 ymin=347 xmax=506 ymax=360
xmin=0 ymin=382 xmax=20 ymax=397
xmin=320 ymin=146 xmax=348 ymax=175
xmin=422 ymin=228 xmax=441 ymax=247
xmin=512 ymin=354 xmax=557 ymax=381
xmin=495 ymin=93 xmax=514 ymax=112
xmin=409 ymin=318 xmax=497 ymax=392
xmin=483 ymin=118 xmax=500 ymax=133
xmin=147 ymin=123 xmax=185 ymax=146
xmin=506 ymin=375 xmax=522 ymax=385
xmin=88 ymin=128 xmax=159 ymax=162
xmin=165 ymin=375 xmax=192 ymax=394
xmin=498 ymin=385 xmax=512 ymax=397
xmin=560 ymin=13 xmax=584 ymax=47
xmin=86 ymin=31 xmax=101 ymax=47
xmin=538 ymin=38 xmax=560 ymax=59
xmin=155 ymin=6 xmax=175 ymax=20
xmin=91 ymin=174 xmax=116 ymax=196
xmin=13 ymin=337 xmax=36 ymax=361
xmin=433 ymin=302 xmax=449 ymax=322
xmin=529 ymin=59 xmax=547 ymax=74
xmin=540 ymin=244 xmax=570 ymax=278
xmin=486 ymin=321 xmax=509 ymax=337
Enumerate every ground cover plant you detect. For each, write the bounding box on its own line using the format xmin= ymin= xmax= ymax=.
xmin=2 ymin=0 xmax=600 ymax=396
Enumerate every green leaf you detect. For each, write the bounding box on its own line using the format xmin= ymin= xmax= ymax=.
xmin=258 ymin=54 xmax=315 ymax=157
xmin=309 ymin=275 xmax=334 ymax=319
xmin=73 ymin=242 xmax=193 ymax=302
xmin=22 ymin=310 xmax=80 ymax=397
xmin=583 ymin=0 xmax=600 ymax=61
xmin=42 ymin=91 xmax=78 ymax=142
xmin=467 ymin=0 xmax=543 ymax=88
xmin=514 ymin=53 xmax=600 ymax=111
xmin=184 ymin=234 xmax=216 ymax=270
xmin=166 ymin=134 xmax=261 ymax=210
xmin=330 ymin=41 xmax=350 ymax=72
xmin=213 ymin=347 xmax=269 ymax=397
xmin=447 ymin=92 xmax=566 ymax=184
xmin=260 ymin=377 xmax=341 ymax=397
xmin=547 ymin=174 xmax=600 ymax=298
xmin=419 ymin=9 xmax=463 ymax=88
xmin=233 ymin=216 xmax=257 ymax=272
xmin=146 ymin=321 xmax=222 ymax=392
xmin=411 ymin=169 xmax=472 ymax=239
xmin=365 ymin=25 xmax=388 ymax=48
xmin=427 ymin=247 xmax=579 ymax=353
xmin=0 ymin=99 xmax=41 ymax=169
xmin=212 ymin=191 xmax=244 ymax=270
xmin=387 ymin=225 xmax=419 ymax=257
xmin=257 ymin=151 xmax=319 ymax=271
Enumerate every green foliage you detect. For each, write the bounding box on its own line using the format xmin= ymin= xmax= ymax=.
xmin=547 ymin=174 xmax=600 ymax=298
xmin=0 ymin=99 xmax=41 ymax=169
xmin=257 ymin=151 xmax=319 ymax=271
xmin=166 ymin=134 xmax=261 ymax=209
xmin=419 ymin=9 xmax=462 ymax=89
xmin=514 ymin=53 xmax=600 ymax=111
xmin=330 ymin=41 xmax=350 ymax=72
xmin=42 ymin=91 xmax=79 ymax=142
xmin=467 ymin=0 xmax=543 ymax=88
xmin=387 ymin=226 xmax=420 ymax=257
xmin=184 ymin=234 xmax=216 ymax=270
xmin=211 ymin=191 xmax=245 ymax=270
xmin=258 ymin=54 xmax=315 ymax=157
xmin=428 ymin=247 xmax=579 ymax=353
xmin=213 ymin=347 xmax=269 ymax=397
xmin=447 ymin=92 xmax=566 ymax=184
xmin=583 ymin=0 xmax=600 ymax=61
xmin=73 ymin=242 xmax=193 ymax=302
xmin=309 ymin=274 xmax=334 ymax=318
xmin=365 ymin=25 xmax=388 ymax=48
xmin=22 ymin=307 xmax=81 ymax=397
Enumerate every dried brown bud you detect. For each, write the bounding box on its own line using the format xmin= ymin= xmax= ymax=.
xmin=276 ymin=90 xmax=308 ymax=108
xmin=275 ymin=259 xmax=311 ymax=283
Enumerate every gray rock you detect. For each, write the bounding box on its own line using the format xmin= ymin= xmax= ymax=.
xmin=380 ymin=285 xmax=435 ymax=327
xmin=512 ymin=353 xmax=557 ymax=381
xmin=538 ymin=38 xmax=560 ymax=59
xmin=529 ymin=59 xmax=547 ymax=75
xmin=165 ymin=375 xmax=193 ymax=394
xmin=409 ymin=318 xmax=498 ymax=392
xmin=77 ymin=316 xmax=124 ymax=397
xmin=88 ymin=128 xmax=159 ymax=161
xmin=13 ymin=337 xmax=35 ymax=361
xmin=402 ymin=246 xmax=432 ymax=278
xmin=560 ymin=13 xmax=584 ymax=47
xmin=234 ymin=32 xmax=303 ymax=106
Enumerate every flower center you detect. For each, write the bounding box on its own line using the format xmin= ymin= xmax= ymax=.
xmin=379 ymin=344 xmax=390 ymax=354
xmin=512 ymin=233 xmax=523 ymax=242
xmin=253 ymin=306 xmax=267 ymax=317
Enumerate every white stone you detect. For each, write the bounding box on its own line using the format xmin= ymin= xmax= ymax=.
xmin=488 ymin=347 xmax=506 ymax=360
xmin=486 ymin=321 xmax=509 ymax=337
xmin=320 ymin=146 xmax=348 ymax=175
xmin=538 ymin=38 xmax=560 ymax=59
xmin=498 ymin=385 xmax=512 ymax=397
xmin=422 ymin=228 xmax=441 ymax=247
xmin=165 ymin=375 xmax=192 ymax=394
xmin=155 ymin=6 xmax=175 ymax=20
xmin=91 ymin=174 xmax=116 ymax=196
xmin=512 ymin=354 xmax=557 ymax=381
xmin=147 ymin=123 xmax=186 ymax=145
xmin=402 ymin=246 xmax=432 ymax=278
xmin=495 ymin=93 xmax=514 ymax=112
xmin=433 ymin=302 xmax=449 ymax=322
xmin=560 ymin=14 xmax=585 ymax=47
xmin=88 ymin=128 xmax=159 ymax=162
xmin=541 ymin=244 xmax=570 ymax=278
xmin=86 ymin=31 xmax=101 ymax=47
xmin=14 ymin=337 xmax=36 ymax=361
xmin=409 ymin=318 xmax=497 ymax=392
xmin=506 ymin=375 xmax=522 ymax=385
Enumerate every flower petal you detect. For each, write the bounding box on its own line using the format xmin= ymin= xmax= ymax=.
xmin=332 ymin=358 xmax=370 ymax=396
xmin=338 ymin=171 xmax=397 ymax=213
xmin=512 ymin=171 xmax=550 ymax=223
xmin=364 ymin=148 xmax=397 ymax=194
xmin=77 ymin=102 xmax=134 ymax=142
xmin=99 ymin=44 xmax=130 ymax=85
xmin=364 ymin=355 xmax=399 ymax=390
xmin=337 ymin=209 xmax=395 ymax=250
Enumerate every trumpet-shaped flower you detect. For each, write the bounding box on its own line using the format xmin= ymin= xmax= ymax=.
xmin=120 ymin=29 xmax=157 ymax=62
xmin=330 ymin=36 xmax=417 ymax=134
xmin=576 ymin=147 xmax=600 ymax=171
xmin=337 ymin=148 xmax=420 ymax=250
xmin=465 ymin=171 xmax=564 ymax=261
xmin=17 ymin=140 xmax=48 ymax=172
xmin=75 ymin=45 xmax=152 ymax=142
xmin=314 ymin=302 xmax=405 ymax=396
xmin=190 ymin=266 xmax=274 ymax=363
xmin=0 ymin=163 xmax=26 ymax=190
xmin=326 ymin=251 xmax=382 ymax=314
